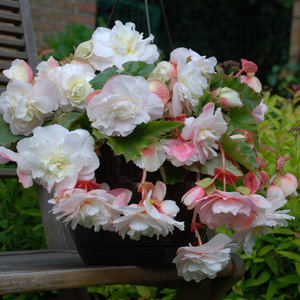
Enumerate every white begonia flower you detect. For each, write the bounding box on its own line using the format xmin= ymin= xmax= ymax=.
xmin=49 ymin=188 xmax=117 ymax=231
xmin=86 ymin=75 xmax=164 ymax=137
xmin=88 ymin=21 xmax=159 ymax=71
xmin=172 ymin=58 xmax=208 ymax=117
xmin=3 ymin=59 xmax=33 ymax=83
xmin=0 ymin=78 xmax=60 ymax=136
xmin=133 ymin=140 xmax=166 ymax=172
xmin=181 ymin=103 xmax=228 ymax=165
xmin=74 ymin=40 xmax=94 ymax=60
xmin=15 ymin=124 xmax=99 ymax=192
xmin=47 ymin=63 xmax=95 ymax=110
xmin=36 ymin=56 xmax=60 ymax=78
xmin=170 ymin=47 xmax=217 ymax=73
xmin=113 ymin=191 xmax=184 ymax=241
xmin=173 ymin=234 xmax=239 ymax=282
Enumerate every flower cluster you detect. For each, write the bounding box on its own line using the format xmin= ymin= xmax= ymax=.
xmin=0 ymin=20 xmax=296 ymax=282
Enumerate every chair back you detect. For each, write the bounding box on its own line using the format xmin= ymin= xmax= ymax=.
xmin=0 ymin=0 xmax=39 ymax=93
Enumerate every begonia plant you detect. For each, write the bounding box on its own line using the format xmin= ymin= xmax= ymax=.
xmin=0 ymin=21 xmax=297 ymax=282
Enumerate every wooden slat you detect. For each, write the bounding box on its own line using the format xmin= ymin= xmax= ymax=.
xmin=0 ymin=0 xmax=20 ymax=11
xmin=0 ymin=23 xmax=23 ymax=36
xmin=0 ymin=168 xmax=18 ymax=179
xmin=0 ymin=62 xmax=11 ymax=71
xmin=0 ymin=11 xmax=21 ymax=24
xmin=0 ymin=49 xmax=28 ymax=60
xmin=0 ymin=250 xmax=241 ymax=295
xmin=0 ymin=36 xmax=26 ymax=49
xmin=0 ymin=74 xmax=9 ymax=84
xmin=19 ymin=0 xmax=38 ymax=72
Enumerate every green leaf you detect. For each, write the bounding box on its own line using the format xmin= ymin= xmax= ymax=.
xmin=92 ymin=128 xmax=109 ymax=141
xmin=196 ymin=178 xmax=214 ymax=188
xmin=245 ymin=260 xmax=252 ymax=271
xmin=265 ymin=256 xmax=278 ymax=275
xmin=220 ymin=133 xmax=258 ymax=173
xmin=20 ymin=209 xmax=42 ymax=217
xmin=228 ymin=105 xmax=259 ymax=150
xmin=277 ymin=251 xmax=300 ymax=263
xmin=257 ymin=270 xmax=272 ymax=285
xmin=136 ymin=286 xmax=151 ymax=298
xmin=245 ymin=278 xmax=259 ymax=287
xmin=199 ymin=153 xmax=243 ymax=176
xmin=208 ymin=71 xmax=262 ymax=110
xmin=195 ymin=90 xmax=213 ymax=116
xmin=89 ymin=66 xmax=118 ymax=90
xmin=253 ymin=258 xmax=264 ymax=263
xmin=266 ymin=277 xmax=278 ymax=300
xmin=275 ymin=241 xmax=294 ymax=251
xmin=120 ymin=61 xmax=156 ymax=77
xmin=296 ymin=262 xmax=300 ymax=277
xmin=258 ymin=245 xmax=275 ymax=256
xmin=277 ymin=274 xmax=300 ymax=284
xmin=273 ymin=228 xmax=294 ymax=235
xmin=56 ymin=111 xmax=83 ymax=130
xmin=0 ymin=114 xmax=24 ymax=146
xmin=160 ymin=161 xmax=188 ymax=185
xmin=107 ymin=120 xmax=181 ymax=161
xmin=0 ymin=219 xmax=8 ymax=230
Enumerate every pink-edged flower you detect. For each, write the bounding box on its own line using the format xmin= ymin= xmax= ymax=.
xmin=195 ymin=190 xmax=256 ymax=231
xmin=181 ymin=186 xmax=206 ymax=209
xmin=0 ymin=147 xmax=19 ymax=164
xmin=87 ymin=75 xmax=164 ymax=137
xmin=49 ymin=187 xmax=119 ymax=231
xmin=36 ymin=56 xmax=60 ymax=78
xmin=89 ymin=21 xmax=159 ymax=71
xmin=270 ymin=173 xmax=298 ymax=197
xmin=47 ymin=63 xmax=95 ymax=110
xmin=3 ymin=59 xmax=33 ymax=83
xmin=170 ymin=47 xmax=217 ymax=73
xmin=181 ymin=103 xmax=228 ymax=165
xmin=113 ymin=187 xmax=184 ymax=240
xmin=251 ymin=100 xmax=267 ymax=124
xmin=240 ymin=75 xmax=262 ymax=93
xmin=242 ymin=171 xmax=269 ymax=194
xmin=232 ymin=208 xmax=293 ymax=256
xmin=0 ymin=78 xmax=60 ymax=136
xmin=163 ymin=138 xmax=198 ymax=167
xmin=133 ymin=140 xmax=166 ymax=172
xmin=172 ymin=234 xmax=239 ymax=282
xmin=12 ymin=124 xmax=99 ymax=192
xmin=215 ymin=87 xmax=243 ymax=109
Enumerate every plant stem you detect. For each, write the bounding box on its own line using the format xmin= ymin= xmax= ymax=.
xmin=217 ymin=141 xmax=226 ymax=191
xmin=259 ymin=143 xmax=280 ymax=158
xmin=192 ymin=209 xmax=202 ymax=246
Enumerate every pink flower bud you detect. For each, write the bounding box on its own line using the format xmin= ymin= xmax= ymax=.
xmin=181 ymin=186 xmax=206 ymax=209
xmin=270 ymin=173 xmax=298 ymax=197
xmin=218 ymin=87 xmax=242 ymax=109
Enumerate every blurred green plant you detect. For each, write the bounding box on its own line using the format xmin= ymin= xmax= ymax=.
xmin=221 ymin=90 xmax=300 ymax=300
xmin=88 ymin=285 xmax=177 ymax=300
xmin=43 ymin=24 xmax=94 ymax=61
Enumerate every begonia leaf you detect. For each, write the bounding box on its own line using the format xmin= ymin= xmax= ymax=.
xmin=195 ymin=90 xmax=213 ymax=116
xmin=199 ymin=153 xmax=243 ymax=176
xmin=56 ymin=111 xmax=82 ymax=130
xmin=89 ymin=66 xmax=118 ymax=90
xmin=228 ymin=104 xmax=259 ymax=150
xmin=120 ymin=61 xmax=156 ymax=77
xmin=107 ymin=120 xmax=181 ymax=162
xmin=208 ymin=71 xmax=262 ymax=110
xmin=160 ymin=160 xmax=188 ymax=185
xmin=220 ymin=133 xmax=258 ymax=174
xmin=0 ymin=114 xmax=24 ymax=146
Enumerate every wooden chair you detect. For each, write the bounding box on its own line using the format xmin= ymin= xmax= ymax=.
xmin=0 ymin=1 xmax=245 ymax=299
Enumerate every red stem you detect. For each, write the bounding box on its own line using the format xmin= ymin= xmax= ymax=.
xmin=192 ymin=209 xmax=202 ymax=246
xmin=217 ymin=141 xmax=226 ymax=191
xmin=259 ymin=143 xmax=280 ymax=158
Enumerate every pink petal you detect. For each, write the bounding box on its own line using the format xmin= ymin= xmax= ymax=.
xmin=0 ymin=147 xmax=19 ymax=163
xmin=171 ymin=142 xmax=196 ymax=161
xmin=152 ymin=181 xmax=166 ymax=203
xmin=147 ymin=79 xmax=169 ymax=104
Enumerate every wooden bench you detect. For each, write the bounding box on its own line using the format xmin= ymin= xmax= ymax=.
xmin=0 ymin=1 xmax=245 ymax=299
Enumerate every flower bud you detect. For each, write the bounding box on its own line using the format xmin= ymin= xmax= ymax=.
xmin=74 ymin=40 xmax=94 ymax=59
xmin=217 ymin=87 xmax=242 ymax=109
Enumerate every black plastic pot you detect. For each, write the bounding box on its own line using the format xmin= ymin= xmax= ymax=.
xmin=70 ymin=144 xmax=196 ymax=266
